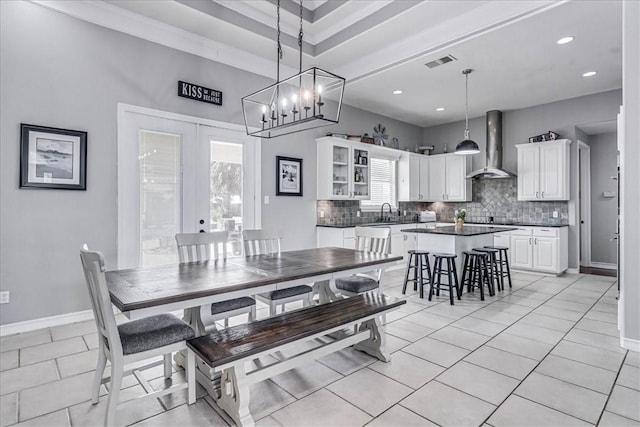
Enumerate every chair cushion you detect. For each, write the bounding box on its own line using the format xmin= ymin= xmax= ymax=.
xmin=211 ymin=297 xmax=256 ymax=315
xmin=262 ymin=285 xmax=313 ymax=300
xmin=118 ymin=314 xmax=195 ymax=355
xmin=335 ymin=276 xmax=379 ymax=293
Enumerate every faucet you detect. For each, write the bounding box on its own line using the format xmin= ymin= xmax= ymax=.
xmin=380 ymin=202 xmax=393 ymax=222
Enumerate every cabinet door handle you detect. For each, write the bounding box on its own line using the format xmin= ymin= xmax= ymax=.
xmin=529 ymin=237 xmax=532 ymax=244
xmin=536 ymin=191 xmax=539 ymax=198
xmin=541 ymin=191 xmax=544 ymax=198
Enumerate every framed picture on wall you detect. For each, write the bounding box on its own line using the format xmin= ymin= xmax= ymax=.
xmin=276 ymin=156 xmax=302 ymax=196
xmin=20 ymin=124 xmax=87 ymax=190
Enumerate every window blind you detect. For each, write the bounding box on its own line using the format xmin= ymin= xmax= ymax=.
xmin=361 ymin=157 xmax=396 ymax=209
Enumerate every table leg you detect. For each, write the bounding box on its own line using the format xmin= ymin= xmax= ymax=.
xmin=316 ymin=279 xmax=340 ymax=304
xmin=353 ymin=317 xmax=389 ymax=362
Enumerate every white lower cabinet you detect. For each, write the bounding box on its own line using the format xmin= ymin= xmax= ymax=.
xmin=508 ymin=226 xmax=567 ymax=274
xmin=317 ymin=224 xmax=425 ymax=266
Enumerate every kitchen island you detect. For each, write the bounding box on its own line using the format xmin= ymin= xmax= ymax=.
xmin=401 ymin=225 xmax=515 ymax=273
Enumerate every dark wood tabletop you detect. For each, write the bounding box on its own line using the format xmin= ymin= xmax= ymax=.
xmin=106 ymin=247 xmax=402 ymax=313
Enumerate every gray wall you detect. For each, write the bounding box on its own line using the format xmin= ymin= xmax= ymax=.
xmin=0 ymin=1 xmax=421 ymax=325
xmin=586 ymin=132 xmax=618 ymax=264
xmin=422 ymin=90 xmax=622 ymax=270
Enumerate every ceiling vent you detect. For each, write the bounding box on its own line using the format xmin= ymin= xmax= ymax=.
xmin=425 ymin=55 xmax=457 ymax=69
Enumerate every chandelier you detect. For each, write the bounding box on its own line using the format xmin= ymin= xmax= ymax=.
xmin=241 ymin=0 xmax=345 ymax=138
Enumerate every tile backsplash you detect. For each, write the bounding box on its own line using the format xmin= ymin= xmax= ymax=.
xmin=317 ymin=177 xmax=569 ymax=226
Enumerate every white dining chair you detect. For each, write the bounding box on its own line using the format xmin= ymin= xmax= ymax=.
xmin=80 ymin=245 xmax=196 ymax=427
xmin=335 ymin=226 xmax=391 ymax=297
xmin=242 ymin=229 xmax=314 ymax=316
xmin=176 ymin=231 xmax=256 ymax=332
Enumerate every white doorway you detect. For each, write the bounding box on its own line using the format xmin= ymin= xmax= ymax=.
xmin=117 ymin=104 xmax=261 ymax=269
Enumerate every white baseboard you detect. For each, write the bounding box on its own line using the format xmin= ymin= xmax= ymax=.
xmin=621 ymin=336 xmax=640 ymax=353
xmin=566 ymin=268 xmax=580 ymax=274
xmin=590 ymin=262 xmax=617 ymax=270
xmin=0 ymin=309 xmax=95 ymax=337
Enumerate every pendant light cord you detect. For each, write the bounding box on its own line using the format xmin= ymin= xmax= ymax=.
xmin=464 ymin=69 xmax=471 ymax=140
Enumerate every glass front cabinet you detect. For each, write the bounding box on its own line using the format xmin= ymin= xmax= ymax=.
xmin=317 ymin=137 xmax=370 ymax=200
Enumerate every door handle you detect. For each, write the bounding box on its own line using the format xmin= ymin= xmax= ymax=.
xmin=534 ymin=238 xmax=538 ymax=244
xmin=541 ymin=191 xmax=545 ymax=198
xmin=529 ymin=237 xmax=532 ymax=244
xmin=536 ymin=191 xmax=539 ymax=198
xmin=610 ymin=236 xmax=618 ymax=241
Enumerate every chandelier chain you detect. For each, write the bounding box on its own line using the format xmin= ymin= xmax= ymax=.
xmin=276 ymin=0 xmax=283 ymax=82
xmin=298 ymin=0 xmax=303 ymax=73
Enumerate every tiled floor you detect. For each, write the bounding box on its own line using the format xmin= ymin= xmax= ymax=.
xmin=1 ymin=270 xmax=639 ymax=426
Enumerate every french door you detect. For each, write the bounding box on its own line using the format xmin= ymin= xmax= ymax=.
xmin=117 ymin=104 xmax=260 ymax=269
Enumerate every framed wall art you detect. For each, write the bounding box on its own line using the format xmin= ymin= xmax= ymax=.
xmin=20 ymin=124 xmax=87 ymax=190
xmin=276 ymin=156 xmax=302 ymax=196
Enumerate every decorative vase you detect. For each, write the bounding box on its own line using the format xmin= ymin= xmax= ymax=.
xmin=455 ymin=219 xmax=464 ymax=230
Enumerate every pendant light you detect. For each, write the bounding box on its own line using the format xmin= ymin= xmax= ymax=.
xmin=455 ymin=69 xmax=480 ymax=155
xmin=241 ymin=0 xmax=345 ymax=138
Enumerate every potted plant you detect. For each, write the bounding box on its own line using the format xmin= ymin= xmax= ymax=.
xmin=455 ymin=209 xmax=466 ymax=230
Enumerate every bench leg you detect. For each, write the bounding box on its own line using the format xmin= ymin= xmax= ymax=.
xmin=217 ymin=364 xmax=254 ymax=427
xmin=353 ymin=317 xmax=389 ymax=362
xmin=187 ymin=349 xmax=196 ymax=405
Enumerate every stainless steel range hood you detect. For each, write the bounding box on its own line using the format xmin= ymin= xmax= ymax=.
xmin=466 ymin=110 xmax=516 ymax=179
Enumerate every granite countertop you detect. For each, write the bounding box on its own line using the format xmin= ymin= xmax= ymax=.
xmin=317 ymin=221 xmax=568 ymax=229
xmin=464 ymin=222 xmax=569 ymax=228
xmin=400 ymin=225 xmax=515 ymax=236
xmin=316 ymin=221 xmax=423 ymax=228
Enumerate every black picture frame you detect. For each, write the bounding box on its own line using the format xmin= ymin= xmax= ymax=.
xmin=276 ymin=156 xmax=303 ymax=196
xmin=20 ymin=124 xmax=87 ymax=190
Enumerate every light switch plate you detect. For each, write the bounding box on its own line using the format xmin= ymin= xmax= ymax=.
xmin=264 ymin=196 xmax=270 ymax=204
xmin=552 ymin=211 xmax=558 ymax=218
xmin=0 ymin=291 xmax=9 ymax=304
xmin=320 ymin=210 xmax=324 ymax=218
xmin=356 ymin=211 xmax=360 ymax=217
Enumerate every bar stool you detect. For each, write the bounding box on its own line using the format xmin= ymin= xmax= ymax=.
xmin=461 ymin=251 xmax=494 ymax=301
xmin=430 ymin=253 xmax=460 ymax=305
xmin=473 ymin=247 xmax=501 ymax=292
xmin=402 ymin=250 xmax=432 ymax=298
xmin=484 ymin=245 xmax=512 ymax=289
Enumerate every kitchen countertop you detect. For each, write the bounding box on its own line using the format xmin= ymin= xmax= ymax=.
xmin=400 ymin=225 xmax=515 ymax=236
xmin=317 ymin=221 xmax=568 ymax=229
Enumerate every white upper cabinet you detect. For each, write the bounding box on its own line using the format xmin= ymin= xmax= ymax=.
xmin=516 ymin=139 xmax=571 ymax=201
xmin=398 ymin=153 xmax=429 ymax=201
xmin=445 ymin=154 xmax=471 ymax=201
xmin=517 ymin=144 xmax=539 ymax=200
xmin=317 ymin=137 xmax=371 ymax=200
xmin=426 ymin=154 xmax=471 ymax=202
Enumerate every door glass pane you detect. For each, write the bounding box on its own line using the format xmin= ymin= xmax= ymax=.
xmin=139 ymin=131 xmax=181 ymax=267
xmin=210 ymin=141 xmax=243 ymax=255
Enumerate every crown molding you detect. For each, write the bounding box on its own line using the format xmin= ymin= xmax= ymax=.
xmin=32 ymin=0 xmax=296 ymax=79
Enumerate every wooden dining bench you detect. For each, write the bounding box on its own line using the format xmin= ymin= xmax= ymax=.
xmin=187 ymin=293 xmax=405 ymax=426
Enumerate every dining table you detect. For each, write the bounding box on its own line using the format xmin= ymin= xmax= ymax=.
xmin=105 ymin=247 xmax=403 ymax=335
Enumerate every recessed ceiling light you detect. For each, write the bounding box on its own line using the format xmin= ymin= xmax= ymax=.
xmin=557 ymin=36 xmax=574 ymax=45
xmin=392 ymin=90 xmax=403 ymax=95
xmin=436 ymin=107 xmax=445 ymax=111
xmin=582 ymin=71 xmax=597 ymax=77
